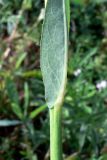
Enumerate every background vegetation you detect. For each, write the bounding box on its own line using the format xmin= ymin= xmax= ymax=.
xmin=0 ymin=0 xmax=107 ymax=159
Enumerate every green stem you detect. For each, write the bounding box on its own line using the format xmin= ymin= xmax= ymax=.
xmin=49 ymin=105 xmax=63 ymax=160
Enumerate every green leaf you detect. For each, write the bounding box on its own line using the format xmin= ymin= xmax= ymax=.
xmin=24 ymin=82 xmax=29 ymax=116
xmin=15 ymin=52 xmax=26 ymax=70
xmin=11 ymin=103 xmax=23 ymax=120
xmin=40 ymin=0 xmax=69 ymax=108
xmin=72 ymin=0 xmax=86 ymax=5
xmin=6 ymin=78 xmax=23 ymax=119
xmin=65 ymin=153 xmax=78 ymax=160
xmin=22 ymin=0 xmax=32 ymax=10
xmin=6 ymin=78 xmax=20 ymax=105
xmin=29 ymin=105 xmax=47 ymax=119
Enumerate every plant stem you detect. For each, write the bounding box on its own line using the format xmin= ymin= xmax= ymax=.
xmin=49 ymin=105 xmax=63 ymax=160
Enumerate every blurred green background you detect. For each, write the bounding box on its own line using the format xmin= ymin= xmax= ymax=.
xmin=0 ymin=0 xmax=107 ymax=159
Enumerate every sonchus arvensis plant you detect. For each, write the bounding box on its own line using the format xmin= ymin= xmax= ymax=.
xmin=40 ymin=0 xmax=70 ymax=160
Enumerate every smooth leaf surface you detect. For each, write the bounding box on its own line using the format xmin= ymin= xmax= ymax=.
xmin=40 ymin=0 xmax=68 ymax=108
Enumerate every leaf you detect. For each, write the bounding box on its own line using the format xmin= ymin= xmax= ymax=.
xmin=22 ymin=0 xmax=32 ymax=10
xmin=78 ymin=124 xmax=87 ymax=150
xmin=24 ymin=82 xmax=29 ymax=116
xmin=65 ymin=153 xmax=78 ymax=160
xmin=15 ymin=52 xmax=26 ymax=69
xmin=6 ymin=78 xmax=19 ymax=105
xmin=11 ymin=103 xmax=23 ymax=120
xmin=29 ymin=105 xmax=47 ymax=119
xmin=0 ymin=120 xmax=21 ymax=127
xmin=79 ymin=48 xmax=98 ymax=67
xmin=72 ymin=0 xmax=86 ymax=5
xmin=6 ymin=78 xmax=23 ymax=119
xmin=40 ymin=0 xmax=69 ymax=108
